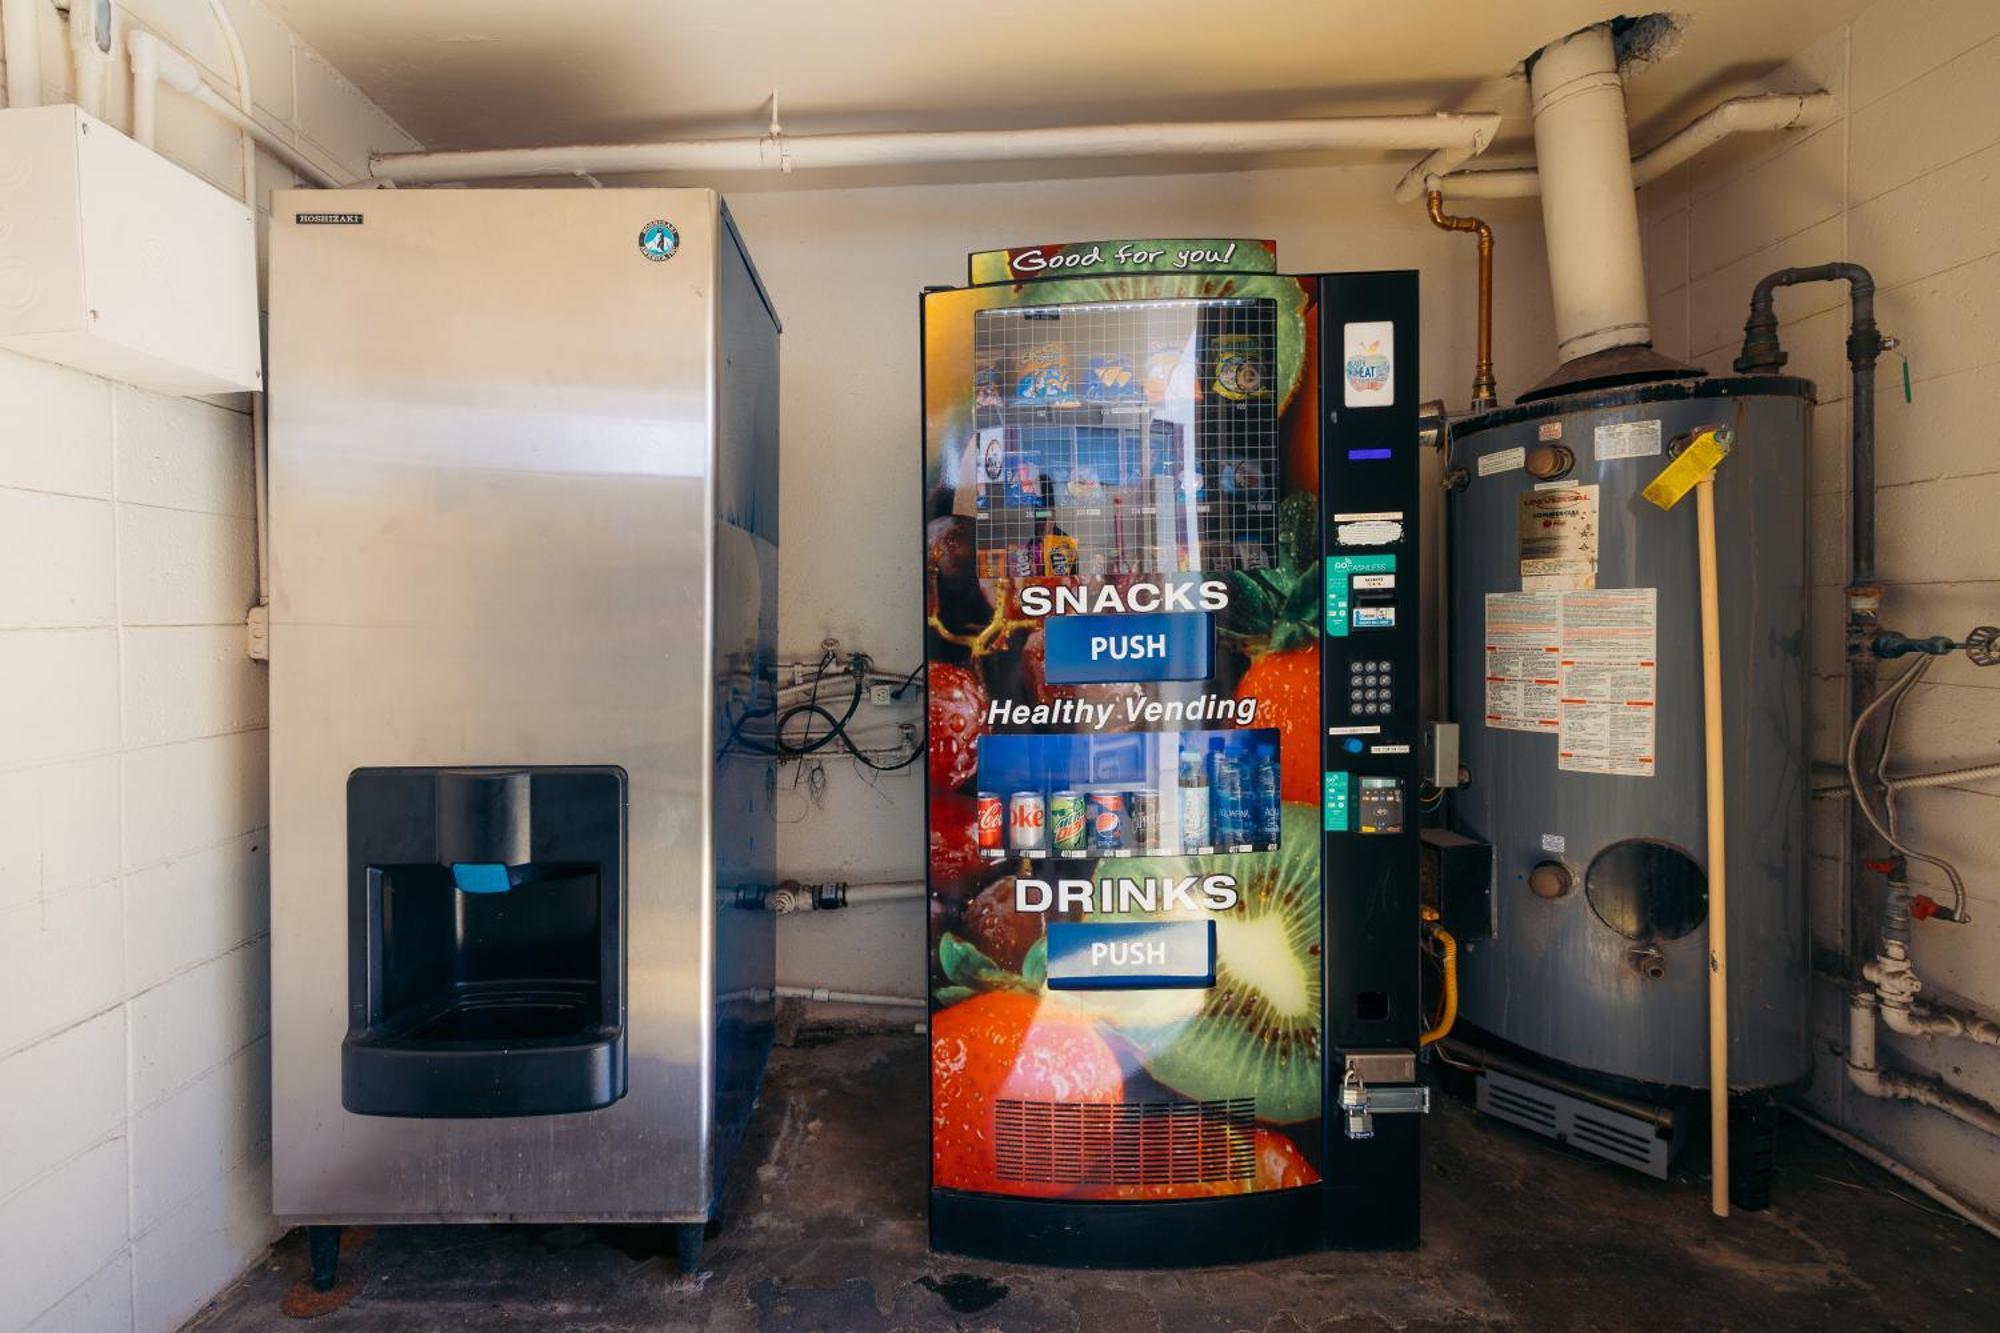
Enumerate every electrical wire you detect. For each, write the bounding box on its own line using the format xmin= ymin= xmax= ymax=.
xmin=1845 ymin=657 xmax=1969 ymax=921
xmin=726 ymin=653 xmax=928 ymax=772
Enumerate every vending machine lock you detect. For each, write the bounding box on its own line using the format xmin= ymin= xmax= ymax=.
xmin=1339 ymin=1052 xmax=1431 ymax=1140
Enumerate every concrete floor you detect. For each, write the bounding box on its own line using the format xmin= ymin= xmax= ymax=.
xmin=191 ymin=1016 xmax=2000 ymax=1332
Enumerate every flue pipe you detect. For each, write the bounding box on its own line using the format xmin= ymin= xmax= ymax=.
xmin=1526 ymin=24 xmax=1650 ymax=362
xmin=370 ymin=113 xmax=1501 ymax=184
xmin=1407 ymin=92 xmax=1835 ymax=201
xmin=1425 ymin=190 xmax=1497 ymax=409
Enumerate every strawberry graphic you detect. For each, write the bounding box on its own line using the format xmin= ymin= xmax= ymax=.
xmin=927 ymin=661 xmax=987 ymax=793
xmin=1226 ymin=492 xmax=1322 ymax=805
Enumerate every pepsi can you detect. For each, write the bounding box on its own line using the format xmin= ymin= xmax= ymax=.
xmin=1086 ymin=790 xmax=1127 ymax=852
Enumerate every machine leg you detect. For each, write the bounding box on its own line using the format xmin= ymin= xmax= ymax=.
xmin=672 ymin=1222 xmax=704 ymax=1275
xmin=307 ymin=1225 xmax=343 ymax=1292
xmin=1728 ymin=1094 xmax=1779 ymax=1212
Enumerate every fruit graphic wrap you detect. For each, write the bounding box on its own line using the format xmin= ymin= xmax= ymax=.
xmin=924 ymin=273 xmax=1322 ymax=1199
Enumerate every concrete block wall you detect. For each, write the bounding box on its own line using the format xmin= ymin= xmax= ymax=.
xmin=0 ymin=5 xmax=414 ymax=1331
xmin=1641 ymin=0 xmax=2000 ymax=1219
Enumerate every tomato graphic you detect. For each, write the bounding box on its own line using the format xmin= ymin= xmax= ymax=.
xmin=931 ymin=991 xmax=1124 ymax=1195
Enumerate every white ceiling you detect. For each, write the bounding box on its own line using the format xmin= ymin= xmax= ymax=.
xmin=265 ymin=0 xmax=1864 ymax=189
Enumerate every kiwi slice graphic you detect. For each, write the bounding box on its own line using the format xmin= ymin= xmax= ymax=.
xmin=1096 ymin=802 xmax=1322 ymax=1123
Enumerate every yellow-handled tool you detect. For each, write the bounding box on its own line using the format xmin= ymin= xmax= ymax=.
xmin=1646 ymin=424 xmax=1733 ymax=1218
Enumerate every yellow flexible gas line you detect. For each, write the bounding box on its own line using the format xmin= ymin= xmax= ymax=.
xmin=1420 ymin=912 xmax=1458 ymax=1047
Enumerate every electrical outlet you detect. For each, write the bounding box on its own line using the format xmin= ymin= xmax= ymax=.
xmin=869 ymin=683 xmax=894 ymax=705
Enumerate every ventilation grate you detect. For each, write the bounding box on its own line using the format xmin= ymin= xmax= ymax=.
xmin=994 ymin=1098 xmax=1257 ymax=1186
xmin=1476 ymin=1068 xmax=1673 ymax=1179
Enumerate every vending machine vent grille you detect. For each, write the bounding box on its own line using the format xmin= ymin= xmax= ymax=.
xmin=993 ymin=1097 xmax=1257 ymax=1185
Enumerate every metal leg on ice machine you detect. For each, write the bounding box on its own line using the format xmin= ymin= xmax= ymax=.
xmin=307 ymin=1224 xmax=342 ymax=1292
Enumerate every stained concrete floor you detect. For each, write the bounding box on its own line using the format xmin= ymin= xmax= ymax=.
xmin=190 ymin=1014 xmax=2000 ymax=1332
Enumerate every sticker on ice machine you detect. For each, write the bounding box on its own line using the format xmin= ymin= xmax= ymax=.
xmin=1595 ymin=418 xmax=1662 ymax=461
xmin=1478 ymin=446 xmax=1526 ymax=477
xmin=1343 ymin=321 xmax=1395 ymax=408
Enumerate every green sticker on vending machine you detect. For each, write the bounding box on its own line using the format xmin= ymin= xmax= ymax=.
xmin=1325 ymin=554 xmax=1396 ymax=637
xmin=1324 ymin=771 xmax=1351 ymax=832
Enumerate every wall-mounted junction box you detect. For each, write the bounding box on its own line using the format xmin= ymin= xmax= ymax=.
xmin=0 ymin=105 xmax=260 ymax=395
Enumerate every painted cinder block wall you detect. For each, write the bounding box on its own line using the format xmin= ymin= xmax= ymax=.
xmin=0 ymin=5 xmax=416 ymax=1330
xmin=1638 ymin=0 xmax=2000 ymax=1218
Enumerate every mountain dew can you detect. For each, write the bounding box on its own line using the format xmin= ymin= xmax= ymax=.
xmin=1049 ymin=790 xmax=1087 ymax=854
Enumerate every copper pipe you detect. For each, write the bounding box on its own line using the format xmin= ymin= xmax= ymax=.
xmin=1426 ymin=190 xmax=1497 ymax=410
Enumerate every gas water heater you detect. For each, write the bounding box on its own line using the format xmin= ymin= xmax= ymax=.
xmin=267 ymin=189 xmax=780 ymax=1281
xmin=1444 ymin=376 xmax=1814 ymax=1182
xmin=920 ymin=239 xmax=1430 ymax=1265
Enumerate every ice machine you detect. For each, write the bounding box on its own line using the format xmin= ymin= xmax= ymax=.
xmin=920 ymin=239 xmax=1430 ymax=1265
xmin=267 ymin=189 xmax=780 ymax=1281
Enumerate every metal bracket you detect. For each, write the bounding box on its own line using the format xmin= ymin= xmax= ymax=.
xmin=1338 ymin=1052 xmax=1431 ymax=1140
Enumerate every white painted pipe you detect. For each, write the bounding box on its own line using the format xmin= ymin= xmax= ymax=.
xmin=774 ymin=880 xmax=926 ymax=914
xmin=128 ymin=20 xmax=158 ymax=148
xmin=1528 ymin=24 xmax=1651 ymax=361
xmin=202 ymin=0 xmax=260 ymax=213
xmin=1406 ymin=92 xmax=1836 ymax=200
xmin=1880 ymin=999 xmax=2000 ymax=1047
xmin=370 ymin=113 xmax=1502 ymax=184
xmin=130 ymin=30 xmax=339 ymax=191
xmin=67 ymin=0 xmax=111 ymax=119
xmin=2 ymin=0 xmax=42 ymax=108
xmin=1849 ymin=993 xmax=2000 ymax=1137
xmin=1785 ymin=1105 xmax=2000 ymax=1243
xmin=773 ymin=986 xmax=927 ymax=1009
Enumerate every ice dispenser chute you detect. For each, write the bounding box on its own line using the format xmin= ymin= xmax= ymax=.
xmin=342 ymin=766 xmax=628 ymax=1119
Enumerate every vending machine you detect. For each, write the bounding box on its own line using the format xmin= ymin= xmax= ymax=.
xmin=921 ymin=240 xmax=1427 ymax=1265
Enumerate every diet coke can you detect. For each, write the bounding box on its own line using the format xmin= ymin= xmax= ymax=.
xmin=1008 ymin=791 xmax=1047 ymax=853
xmin=975 ymin=792 xmax=1005 ymax=856
xmin=1086 ymin=790 xmax=1127 ymax=852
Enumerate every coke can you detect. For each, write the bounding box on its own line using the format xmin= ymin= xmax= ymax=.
xmin=1049 ymin=790 xmax=1087 ymax=854
xmin=975 ymin=792 xmax=1005 ymax=856
xmin=1126 ymin=788 xmax=1159 ymax=854
xmin=1008 ymin=791 xmax=1047 ymax=853
xmin=1086 ymin=790 xmax=1126 ymax=852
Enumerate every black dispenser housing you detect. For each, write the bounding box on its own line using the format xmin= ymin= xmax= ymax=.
xmin=342 ymin=767 xmax=628 ymax=1118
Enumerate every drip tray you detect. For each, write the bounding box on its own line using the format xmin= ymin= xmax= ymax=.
xmin=396 ymin=981 xmax=604 ymax=1043
xmin=344 ymin=980 xmax=625 ymax=1119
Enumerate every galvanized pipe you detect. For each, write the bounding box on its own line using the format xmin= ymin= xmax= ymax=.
xmin=1732 ymin=263 xmax=1885 ymax=968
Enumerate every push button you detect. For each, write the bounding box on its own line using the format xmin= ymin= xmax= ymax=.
xmin=1045 ymin=920 xmax=1216 ymax=990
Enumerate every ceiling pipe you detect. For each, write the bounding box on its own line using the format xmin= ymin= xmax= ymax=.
xmin=1402 ymin=91 xmax=1835 ymax=200
xmin=2 ymin=0 xmax=43 ymax=108
xmin=368 ymin=112 xmax=1502 ymax=184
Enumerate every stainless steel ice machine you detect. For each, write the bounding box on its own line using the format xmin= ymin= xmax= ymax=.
xmin=267 ymin=188 xmax=779 ymax=1275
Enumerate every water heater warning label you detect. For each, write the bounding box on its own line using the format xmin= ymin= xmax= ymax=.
xmin=1484 ymin=592 xmax=1561 ymax=732
xmin=1557 ymin=588 xmax=1657 ymax=777
xmin=1486 ymin=588 xmax=1659 ymax=777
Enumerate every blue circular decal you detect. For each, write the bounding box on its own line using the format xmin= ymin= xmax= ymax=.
xmin=638 ymin=219 xmax=679 ymax=262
